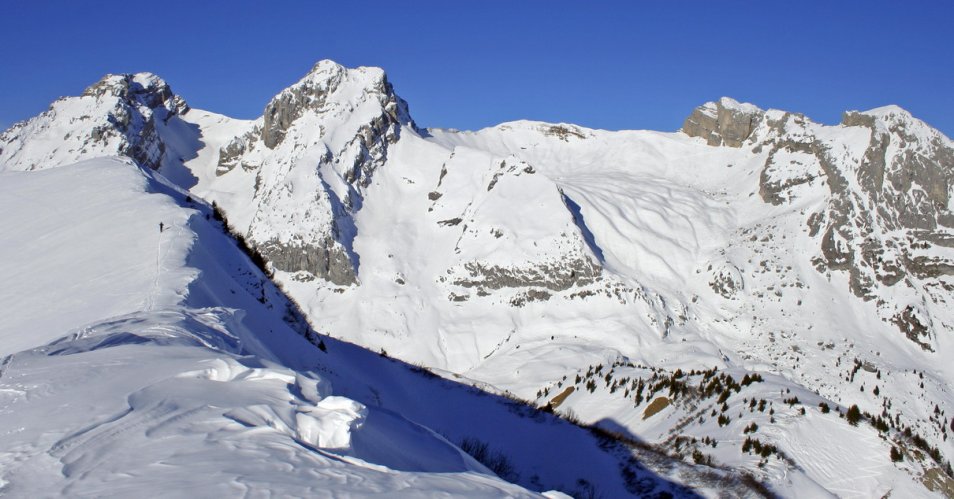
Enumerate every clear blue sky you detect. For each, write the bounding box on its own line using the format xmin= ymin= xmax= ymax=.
xmin=2 ymin=1 xmax=952 ymax=136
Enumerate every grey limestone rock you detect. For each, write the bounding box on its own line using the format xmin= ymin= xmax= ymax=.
xmin=258 ymin=237 xmax=357 ymax=286
xmin=260 ymin=61 xmax=415 ymax=151
xmin=758 ymin=138 xmax=824 ymax=205
xmin=452 ymin=257 xmax=601 ymax=293
xmin=83 ymin=73 xmax=189 ymax=115
xmin=222 ymin=62 xmax=423 ymax=287
xmin=683 ymin=97 xmax=763 ymax=147
xmin=217 ymin=128 xmax=260 ymax=175
xmin=708 ymin=263 xmax=745 ymax=299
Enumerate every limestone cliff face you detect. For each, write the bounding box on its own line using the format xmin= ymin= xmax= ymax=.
xmin=682 ymin=97 xmax=763 ymax=148
xmin=82 ymin=73 xmax=188 ymax=116
xmin=687 ymin=99 xmax=954 ymax=350
xmin=823 ymin=108 xmax=954 ymax=349
xmin=83 ymin=73 xmax=190 ymax=171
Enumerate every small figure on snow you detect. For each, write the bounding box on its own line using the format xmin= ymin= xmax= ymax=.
xmin=159 ymin=222 xmax=165 ymax=232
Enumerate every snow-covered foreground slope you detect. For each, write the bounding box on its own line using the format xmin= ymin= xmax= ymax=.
xmin=0 ymin=158 xmax=756 ymax=497
xmin=3 ymin=61 xmax=954 ymax=497
xmin=0 ymin=310 xmax=529 ymax=497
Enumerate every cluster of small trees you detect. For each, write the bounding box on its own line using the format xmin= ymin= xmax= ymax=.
xmin=545 ymin=356 xmax=954 ymax=480
xmin=842 ymin=403 xmax=951 ymax=475
xmin=717 ymin=413 xmax=731 ymax=427
xmin=741 ymin=437 xmax=778 ymax=458
xmin=458 ymin=437 xmax=518 ymax=483
xmin=846 ymin=404 xmax=862 ymax=425
xmin=212 ymin=201 xmax=271 ymax=277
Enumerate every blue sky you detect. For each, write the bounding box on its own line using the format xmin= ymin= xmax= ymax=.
xmin=2 ymin=1 xmax=952 ymax=136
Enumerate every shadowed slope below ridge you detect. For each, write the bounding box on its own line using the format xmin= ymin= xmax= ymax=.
xmin=0 ymin=158 xmax=527 ymax=496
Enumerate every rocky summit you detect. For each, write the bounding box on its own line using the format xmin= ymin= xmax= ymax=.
xmin=2 ymin=60 xmax=953 ymax=497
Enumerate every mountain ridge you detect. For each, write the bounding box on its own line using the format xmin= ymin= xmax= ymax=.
xmin=2 ymin=60 xmax=953 ymax=497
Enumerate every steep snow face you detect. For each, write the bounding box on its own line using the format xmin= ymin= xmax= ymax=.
xmin=297 ymin=138 xmax=615 ymax=372
xmin=425 ymin=153 xmax=603 ymax=298
xmin=0 ymin=73 xmax=191 ymax=174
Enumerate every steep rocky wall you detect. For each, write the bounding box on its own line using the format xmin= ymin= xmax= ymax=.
xmin=755 ymin=108 xmax=953 ymax=349
xmin=684 ymin=99 xmax=954 ymax=350
xmin=683 ymin=98 xmax=763 ymax=147
xmin=259 ymin=237 xmax=357 ymax=286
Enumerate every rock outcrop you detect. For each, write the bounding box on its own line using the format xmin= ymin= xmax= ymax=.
xmin=683 ymin=97 xmax=763 ymax=147
xmin=259 ymin=238 xmax=357 ymax=286
xmin=452 ymin=256 xmax=602 ymax=294
xmin=807 ymin=108 xmax=954 ymax=300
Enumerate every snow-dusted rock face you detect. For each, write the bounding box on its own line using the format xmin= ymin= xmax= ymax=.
xmin=0 ymin=73 xmax=188 ymax=172
xmin=430 ymin=155 xmax=604 ymax=304
xmin=207 ymin=61 xmax=417 ymax=285
xmin=697 ymin=101 xmax=954 ymax=351
xmin=820 ymin=108 xmax=954 ymax=349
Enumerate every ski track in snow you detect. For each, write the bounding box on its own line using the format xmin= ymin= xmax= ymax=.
xmin=145 ymin=226 xmax=162 ymax=312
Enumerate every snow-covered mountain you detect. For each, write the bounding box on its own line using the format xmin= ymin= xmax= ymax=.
xmin=0 ymin=157 xmax=733 ymax=498
xmin=2 ymin=60 xmax=953 ymax=497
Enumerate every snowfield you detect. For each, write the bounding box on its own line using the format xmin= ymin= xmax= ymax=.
xmin=1 ymin=60 xmax=953 ymax=497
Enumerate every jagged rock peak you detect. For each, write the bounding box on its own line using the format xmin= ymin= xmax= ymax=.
xmin=0 ymin=71 xmax=189 ymax=172
xmin=843 ymin=104 xmax=952 ymax=146
xmin=82 ymin=72 xmax=189 ymax=115
xmin=682 ymin=97 xmax=764 ymax=147
xmin=261 ymin=59 xmax=415 ymax=149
